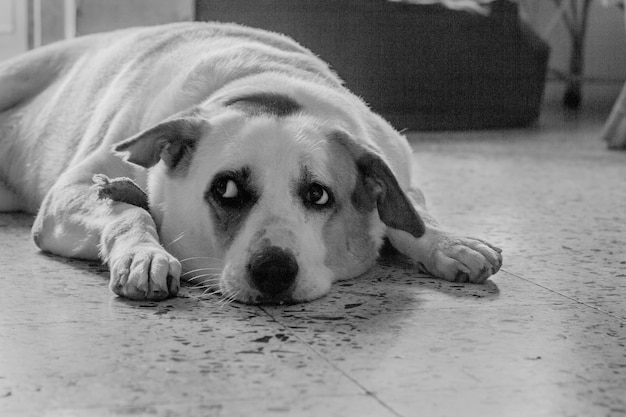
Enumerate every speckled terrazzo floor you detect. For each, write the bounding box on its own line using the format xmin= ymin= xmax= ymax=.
xmin=2 ymin=89 xmax=626 ymax=417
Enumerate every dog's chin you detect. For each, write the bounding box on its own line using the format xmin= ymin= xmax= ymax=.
xmin=245 ymin=295 xmax=302 ymax=306
xmin=227 ymin=290 xmax=320 ymax=306
xmin=221 ymin=285 xmax=329 ymax=306
xmin=217 ymin=268 xmax=334 ymax=305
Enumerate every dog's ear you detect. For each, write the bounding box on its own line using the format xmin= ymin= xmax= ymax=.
xmin=114 ymin=116 xmax=207 ymax=170
xmin=331 ymin=131 xmax=425 ymax=238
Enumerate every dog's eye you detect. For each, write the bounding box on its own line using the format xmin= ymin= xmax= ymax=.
xmin=207 ymin=169 xmax=257 ymax=210
xmin=215 ymin=179 xmax=238 ymax=199
xmin=305 ymin=183 xmax=331 ymax=206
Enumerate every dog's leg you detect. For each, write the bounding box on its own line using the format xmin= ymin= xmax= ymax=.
xmin=32 ymin=165 xmax=180 ymax=300
xmin=387 ymin=187 xmax=503 ymax=284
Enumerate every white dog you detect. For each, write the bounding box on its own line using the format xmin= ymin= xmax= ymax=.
xmin=0 ymin=22 xmax=502 ymax=304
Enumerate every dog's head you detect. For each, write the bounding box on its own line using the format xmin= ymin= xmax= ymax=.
xmin=114 ymin=91 xmax=424 ymax=304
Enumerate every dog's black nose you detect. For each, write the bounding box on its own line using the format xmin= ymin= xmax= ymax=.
xmin=248 ymin=246 xmax=298 ymax=296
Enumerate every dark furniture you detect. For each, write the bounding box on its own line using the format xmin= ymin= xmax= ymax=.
xmin=196 ymin=0 xmax=550 ymax=131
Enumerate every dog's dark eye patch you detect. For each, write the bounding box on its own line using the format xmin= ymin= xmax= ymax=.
xmin=300 ymin=182 xmax=334 ymax=210
xmin=224 ymin=93 xmax=301 ymax=118
xmin=206 ymin=168 xmax=257 ymax=209
xmin=205 ymin=167 xmax=258 ymax=248
xmin=294 ymin=166 xmax=335 ymax=212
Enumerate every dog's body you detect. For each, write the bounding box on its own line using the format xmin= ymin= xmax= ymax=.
xmin=0 ymin=22 xmax=502 ymax=303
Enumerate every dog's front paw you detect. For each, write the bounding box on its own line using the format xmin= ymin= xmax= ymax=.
xmin=109 ymin=245 xmax=181 ymax=300
xmin=426 ymin=234 xmax=503 ymax=284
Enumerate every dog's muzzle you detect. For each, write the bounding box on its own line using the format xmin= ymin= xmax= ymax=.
xmin=247 ymin=246 xmax=298 ymax=298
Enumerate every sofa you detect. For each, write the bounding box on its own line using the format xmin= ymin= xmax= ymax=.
xmin=196 ymin=0 xmax=550 ymax=131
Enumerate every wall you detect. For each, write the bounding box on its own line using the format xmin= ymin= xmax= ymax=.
xmin=0 ymin=0 xmax=29 ymax=61
xmin=76 ymin=0 xmax=194 ymax=35
xmin=41 ymin=0 xmax=194 ymax=45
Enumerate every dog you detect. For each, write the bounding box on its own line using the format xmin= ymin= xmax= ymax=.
xmin=0 ymin=22 xmax=502 ymax=304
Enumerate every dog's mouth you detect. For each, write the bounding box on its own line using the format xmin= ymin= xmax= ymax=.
xmin=217 ymin=285 xmax=302 ymax=306
xmin=247 ymin=293 xmax=301 ymax=306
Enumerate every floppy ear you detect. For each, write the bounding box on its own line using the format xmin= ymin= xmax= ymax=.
xmin=332 ymin=131 xmax=425 ymax=238
xmin=114 ymin=116 xmax=207 ymax=170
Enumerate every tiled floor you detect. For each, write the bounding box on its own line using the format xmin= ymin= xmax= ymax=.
xmin=2 ymin=86 xmax=626 ymax=417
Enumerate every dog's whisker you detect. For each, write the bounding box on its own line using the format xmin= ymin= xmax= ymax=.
xmin=216 ymin=287 xmax=236 ymax=308
xmin=196 ymin=283 xmax=224 ymax=300
xmin=187 ymin=277 xmax=221 ymax=286
xmin=225 ymin=287 xmax=241 ymax=305
xmin=189 ymin=281 xmax=220 ymax=289
xmin=179 ymin=256 xmax=224 ymax=263
xmin=198 ymin=284 xmax=219 ymax=292
xmin=202 ymin=285 xmax=220 ymax=294
xmin=198 ymin=283 xmax=219 ymax=292
xmin=187 ymin=273 xmax=221 ymax=283
xmin=188 ymin=280 xmax=219 ymax=288
xmin=182 ymin=268 xmax=223 ymax=278
xmin=164 ymin=232 xmax=186 ymax=249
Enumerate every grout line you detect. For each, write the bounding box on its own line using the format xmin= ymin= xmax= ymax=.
xmin=259 ymin=306 xmax=404 ymax=417
xmin=502 ymin=268 xmax=626 ymax=322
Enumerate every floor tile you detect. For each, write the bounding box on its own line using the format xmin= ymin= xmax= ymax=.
xmin=380 ymin=379 xmax=626 ymax=417
xmin=505 ymin=263 xmax=626 ymax=306
xmin=405 ymin=119 xmax=626 ymax=315
xmin=265 ymin=303 xmax=626 ymax=393
xmin=0 ymin=305 xmax=363 ymax=415
xmin=11 ymin=394 xmax=398 ymax=417
xmin=587 ymin=301 xmax=626 ymax=321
